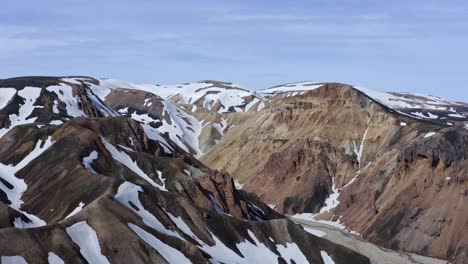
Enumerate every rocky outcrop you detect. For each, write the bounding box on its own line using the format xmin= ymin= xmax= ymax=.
xmin=399 ymin=128 xmax=468 ymax=168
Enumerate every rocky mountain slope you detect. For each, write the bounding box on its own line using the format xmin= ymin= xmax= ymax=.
xmin=0 ymin=77 xmax=370 ymax=264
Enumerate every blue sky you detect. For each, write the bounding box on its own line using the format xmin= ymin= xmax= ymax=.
xmin=1 ymin=0 xmax=467 ymax=102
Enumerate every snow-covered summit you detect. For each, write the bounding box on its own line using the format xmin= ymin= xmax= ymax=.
xmin=82 ymin=78 xmax=264 ymax=113
xmin=259 ymin=81 xmax=324 ymax=97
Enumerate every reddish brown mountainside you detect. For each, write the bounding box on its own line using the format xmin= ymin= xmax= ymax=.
xmin=202 ymin=83 xmax=468 ymax=263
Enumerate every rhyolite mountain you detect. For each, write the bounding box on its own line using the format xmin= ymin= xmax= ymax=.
xmin=0 ymin=76 xmax=466 ymax=263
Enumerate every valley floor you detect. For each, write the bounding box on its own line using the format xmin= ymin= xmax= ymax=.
xmin=291 ymin=217 xmax=451 ymax=264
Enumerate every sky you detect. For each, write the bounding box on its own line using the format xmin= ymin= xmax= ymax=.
xmin=1 ymin=0 xmax=467 ymax=102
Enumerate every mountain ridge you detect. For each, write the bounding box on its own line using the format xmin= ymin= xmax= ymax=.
xmin=0 ymin=75 xmax=466 ymax=263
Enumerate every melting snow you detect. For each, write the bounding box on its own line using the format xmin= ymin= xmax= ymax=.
xmin=96 ymin=78 xmax=257 ymax=114
xmin=212 ymin=118 xmax=227 ymax=137
xmin=183 ymin=169 xmax=192 ymax=177
xmin=82 ymin=151 xmax=98 ymax=174
xmin=448 ymin=113 xmax=465 ymax=118
xmin=0 ymin=88 xmax=17 ymax=110
xmin=352 ymin=128 xmax=368 ymax=165
xmin=260 ymin=82 xmax=322 ymax=95
xmin=400 ymin=122 xmax=407 ymax=126
xmin=128 ymin=224 xmax=191 ymax=264
xmin=61 ymin=78 xmax=82 ymax=85
xmin=411 ymin=112 xmax=438 ymax=119
xmin=162 ymin=208 xmax=309 ymax=264
xmin=319 ymin=178 xmax=340 ymax=214
xmin=159 ymin=101 xmax=203 ymax=157
xmin=320 ymin=251 xmax=336 ymax=264
xmin=292 ymin=214 xmax=348 ymax=231
xmin=85 ymin=89 xmax=118 ymax=117
xmin=257 ymin=101 xmax=266 ymax=111
xmin=115 ymin=182 xmax=182 ymax=239
xmin=139 ymin=125 xmax=173 ymax=154
xmin=156 ymin=170 xmax=167 ymax=191
xmin=424 ymin=132 xmax=436 ymax=138
xmin=197 ymin=229 xmax=309 ymax=264
xmin=0 ymin=137 xmax=53 ymax=227
xmin=163 ymin=209 xmax=199 ymax=241
xmin=46 ymin=84 xmax=85 ymax=118
xmin=0 ymin=87 xmax=42 ymax=138
xmin=244 ymin=98 xmax=260 ymax=111
xmin=65 ymin=202 xmax=85 ymax=218
xmin=47 ymin=252 xmax=64 ymax=264
xmin=102 ymin=138 xmax=164 ymax=190
xmin=1 ymin=256 xmax=28 ymax=264
xmin=208 ymin=193 xmax=225 ymax=214
xmin=66 ymin=221 xmax=110 ymax=264
xmin=49 ymin=120 xmax=63 ymax=125
xmin=234 ymin=180 xmax=244 ymax=190
xmin=303 ymin=226 xmax=327 ymax=237
xmin=276 ymin=242 xmax=308 ymax=264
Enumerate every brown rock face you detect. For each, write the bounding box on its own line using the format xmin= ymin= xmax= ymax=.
xmin=202 ymin=83 xmax=468 ymax=263
xmin=247 ymin=138 xmax=356 ymax=215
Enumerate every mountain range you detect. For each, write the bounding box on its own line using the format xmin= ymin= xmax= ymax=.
xmin=0 ymin=76 xmax=466 ymax=264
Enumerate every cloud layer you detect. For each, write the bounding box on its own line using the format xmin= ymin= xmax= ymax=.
xmin=1 ymin=0 xmax=467 ymax=101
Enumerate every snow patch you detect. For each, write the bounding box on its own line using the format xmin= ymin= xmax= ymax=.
xmin=411 ymin=112 xmax=438 ymax=119
xmin=47 ymin=252 xmax=64 ymax=264
xmin=0 ymin=88 xmax=17 ymax=110
xmin=212 ymin=118 xmax=227 ymax=137
xmin=424 ymin=132 xmax=436 ymax=138
xmin=128 ymin=223 xmax=191 ymax=264
xmin=66 ymin=221 xmax=110 ymax=264
xmin=156 ymin=170 xmax=167 ymax=191
xmin=61 ymin=78 xmax=82 ymax=85
xmin=139 ymin=125 xmax=173 ymax=154
xmin=1 ymin=256 xmax=28 ymax=264
xmin=82 ymin=151 xmax=98 ymax=174
xmin=320 ymin=251 xmax=336 ymax=264
xmin=65 ymin=202 xmax=85 ymax=218
xmin=303 ymin=226 xmax=327 ymax=237
xmin=0 ymin=136 xmax=53 ymax=228
xmin=50 ymin=120 xmax=63 ymax=125
xmin=319 ymin=177 xmax=340 ymax=214
xmin=115 ymin=182 xmax=182 ymax=239
xmin=102 ymin=138 xmax=165 ymax=190
xmin=234 ymin=180 xmax=244 ymax=190
xmin=276 ymin=242 xmax=308 ymax=264
xmin=159 ymin=101 xmax=203 ymax=157
xmin=183 ymin=169 xmax=192 ymax=177
xmin=260 ymin=82 xmax=322 ymax=95
xmin=163 ymin=209 xmax=199 ymax=241
xmin=352 ymin=127 xmax=368 ymax=165
xmin=0 ymin=87 xmax=42 ymax=138
xmin=46 ymin=84 xmax=85 ymax=117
